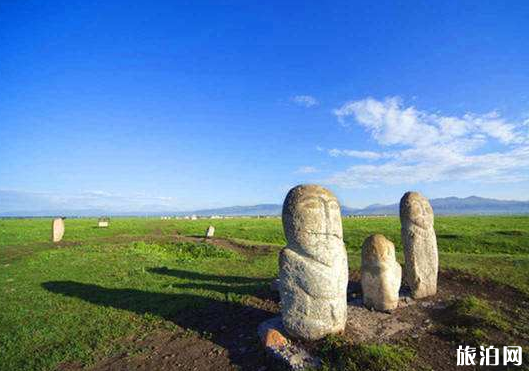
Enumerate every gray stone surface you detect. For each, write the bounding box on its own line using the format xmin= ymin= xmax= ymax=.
xmin=52 ymin=218 xmax=65 ymax=243
xmin=257 ymin=317 xmax=321 ymax=371
xmin=279 ymin=184 xmax=348 ymax=341
xmin=205 ymin=225 xmax=215 ymax=238
xmin=361 ymin=234 xmax=402 ymax=311
xmin=400 ymin=191 xmax=438 ymax=299
xmin=346 ymin=300 xmax=413 ymax=342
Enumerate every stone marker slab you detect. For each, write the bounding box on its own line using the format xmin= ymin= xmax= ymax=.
xmin=98 ymin=219 xmax=109 ymax=228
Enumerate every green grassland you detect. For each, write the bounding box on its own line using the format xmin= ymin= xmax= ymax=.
xmin=1 ymin=216 xmax=528 ymax=370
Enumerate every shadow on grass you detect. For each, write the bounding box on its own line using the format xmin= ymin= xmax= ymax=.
xmin=148 ymin=266 xmax=270 ymax=284
xmin=493 ymin=230 xmax=525 ymax=236
xmin=437 ymin=234 xmax=460 ymax=239
xmin=42 ymin=271 xmax=277 ymax=370
xmin=149 ymin=267 xmax=277 ymax=302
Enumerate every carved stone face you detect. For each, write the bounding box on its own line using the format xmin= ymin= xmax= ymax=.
xmin=282 ymin=185 xmax=343 ymax=256
xmin=361 ymin=234 xmax=396 ymax=265
xmin=400 ymin=191 xmax=434 ymax=229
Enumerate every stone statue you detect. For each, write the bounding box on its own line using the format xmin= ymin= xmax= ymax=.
xmin=279 ymin=184 xmax=348 ymax=340
xmin=361 ymin=234 xmax=401 ymax=311
xmin=52 ymin=218 xmax=65 ymax=243
xmin=205 ymin=225 xmax=215 ymax=238
xmin=400 ymin=191 xmax=438 ymax=299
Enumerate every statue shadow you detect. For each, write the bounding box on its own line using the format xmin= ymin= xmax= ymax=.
xmin=148 ymin=267 xmax=270 ymax=284
xmin=42 ymin=269 xmax=278 ymax=370
xmin=148 ymin=266 xmax=278 ymax=302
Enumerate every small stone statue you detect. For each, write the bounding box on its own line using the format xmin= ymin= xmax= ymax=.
xmin=52 ymin=217 xmax=65 ymax=243
xmin=400 ymin=191 xmax=438 ymax=299
xmin=279 ymin=184 xmax=348 ymax=340
xmin=205 ymin=225 xmax=215 ymax=238
xmin=361 ymin=234 xmax=401 ymax=311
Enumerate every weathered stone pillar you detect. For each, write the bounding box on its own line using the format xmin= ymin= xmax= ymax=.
xmin=205 ymin=225 xmax=215 ymax=238
xmin=400 ymin=192 xmax=438 ymax=299
xmin=361 ymin=234 xmax=401 ymax=311
xmin=52 ymin=218 xmax=65 ymax=243
xmin=279 ymin=184 xmax=348 ymax=340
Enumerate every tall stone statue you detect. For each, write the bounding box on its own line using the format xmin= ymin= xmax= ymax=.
xmin=361 ymin=234 xmax=401 ymax=311
xmin=400 ymin=192 xmax=438 ymax=299
xmin=279 ymin=184 xmax=348 ymax=341
xmin=52 ymin=218 xmax=65 ymax=243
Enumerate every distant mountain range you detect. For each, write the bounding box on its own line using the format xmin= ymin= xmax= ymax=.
xmin=349 ymin=196 xmax=529 ymax=216
xmin=1 ymin=196 xmax=529 ymax=217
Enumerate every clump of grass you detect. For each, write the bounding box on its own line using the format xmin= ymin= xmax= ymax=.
xmin=130 ymin=241 xmax=239 ymax=261
xmin=441 ymin=295 xmax=509 ymax=345
xmin=443 ymin=326 xmax=488 ymax=344
xmin=452 ymin=296 xmax=508 ymax=330
xmin=318 ymin=335 xmax=416 ymax=371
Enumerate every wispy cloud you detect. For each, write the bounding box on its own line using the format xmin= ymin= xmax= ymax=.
xmin=295 ymin=166 xmax=319 ymax=174
xmin=291 ymin=95 xmax=319 ymax=107
xmin=325 ymin=97 xmax=529 ymax=188
xmin=333 ymin=97 xmax=523 ymax=146
xmin=328 ymin=148 xmax=391 ymax=160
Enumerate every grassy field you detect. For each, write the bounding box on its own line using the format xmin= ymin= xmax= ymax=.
xmin=0 ymin=216 xmax=528 ymax=370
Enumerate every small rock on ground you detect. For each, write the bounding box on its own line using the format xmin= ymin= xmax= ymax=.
xmin=257 ymin=317 xmax=321 ymax=371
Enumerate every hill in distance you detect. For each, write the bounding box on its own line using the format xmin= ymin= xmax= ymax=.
xmin=1 ymin=196 xmax=529 ymax=217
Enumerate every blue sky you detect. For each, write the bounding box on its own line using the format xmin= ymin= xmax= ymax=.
xmin=1 ymin=1 xmax=529 ymax=212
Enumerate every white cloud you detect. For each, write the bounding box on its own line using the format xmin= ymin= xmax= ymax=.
xmin=333 ymin=97 xmax=523 ymax=147
xmin=325 ymin=97 xmax=529 ymax=187
xmin=295 ymin=166 xmax=319 ymax=174
xmin=326 ymin=148 xmax=529 ymax=188
xmin=80 ymin=190 xmax=113 ymax=197
xmin=467 ymin=111 xmax=521 ymax=144
xmin=291 ymin=95 xmax=319 ymax=108
xmin=328 ymin=148 xmax=391 ymax=160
